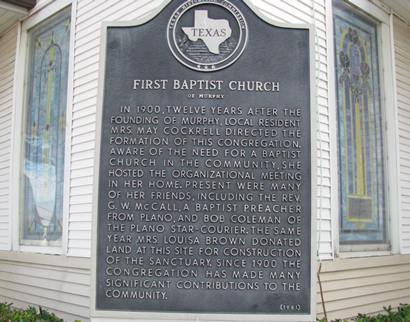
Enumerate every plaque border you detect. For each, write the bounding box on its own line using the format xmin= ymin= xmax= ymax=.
xmin=91 ymin=0 xmax=317 ymax=321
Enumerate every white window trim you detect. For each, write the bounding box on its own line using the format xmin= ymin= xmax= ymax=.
xmin=10 ymin=0 xmax=75 ymax=255
xmin=328 ymin=0 xmax=401 ymax=256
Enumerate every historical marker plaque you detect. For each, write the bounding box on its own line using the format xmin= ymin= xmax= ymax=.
xmin=93 ymin=0 xmax=315 ymax=320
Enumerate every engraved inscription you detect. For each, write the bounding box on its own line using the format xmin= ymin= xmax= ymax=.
xmin=98 ymin=99 xmax=310 ymax=312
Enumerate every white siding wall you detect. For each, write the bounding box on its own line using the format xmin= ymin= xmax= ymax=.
xmin=0 ymin=255 xmax=91 ymax=322
xmin=0 ymin=25 xmax=17 ymax=251
xmin=69 ymin=0 xmax=333 ymax=260
xmin=395 ymin=17 xmax=410 ymax=253
xmin=318 ymin=255 xmax=410 ymax=320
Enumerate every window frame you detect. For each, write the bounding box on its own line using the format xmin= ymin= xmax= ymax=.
xmin=328 ymin=0 xmax=400 ymax=256
xmin=10 ymin=0 xmax=75 ymax=255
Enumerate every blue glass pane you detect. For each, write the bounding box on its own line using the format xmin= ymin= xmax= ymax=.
xmin=22 ymin=7 xmax=71 ymax=244
xmin=333 ymin=1 xmax=386 ymax=243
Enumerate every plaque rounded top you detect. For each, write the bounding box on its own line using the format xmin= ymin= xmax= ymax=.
xmin=167 ymin=0 xmax=248 ymax=72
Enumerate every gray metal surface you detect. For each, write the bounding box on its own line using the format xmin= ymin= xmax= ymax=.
xmin=95 ymin=0 xmax=312 ymax=315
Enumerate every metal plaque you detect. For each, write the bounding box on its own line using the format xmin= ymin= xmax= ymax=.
xmin=94 ymin=0 xmax=314 ymax=319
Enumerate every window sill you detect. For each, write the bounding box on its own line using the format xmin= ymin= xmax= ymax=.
xmin=337 ymin=250 xmax=392 ymax=259
xmin=0 ymin=250 xmax=90 ymax=269
xmin=339 ymin=243 xmax=390 ymax=254
xmin=18 ymin=245 xmax=63 ymax=255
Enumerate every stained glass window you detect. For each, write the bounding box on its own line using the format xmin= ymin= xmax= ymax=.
xmin=333 ymin=0 xmax=387 ymax=244
xmin=21 ymin=7 xmax=71 ymax=246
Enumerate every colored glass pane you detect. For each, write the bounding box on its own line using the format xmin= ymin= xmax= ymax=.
xmin=21 ymin=7 xmax=71 ymax=245
xmin=333 ymin=0 xmax=386 ymax=244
